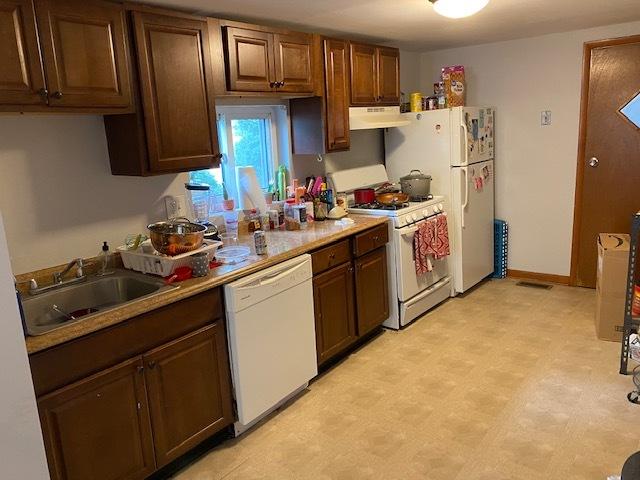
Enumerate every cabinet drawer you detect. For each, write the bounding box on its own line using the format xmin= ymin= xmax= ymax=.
xmin=311 ymin=239 xmax=352 ymax=274
xmin=353 ymin=223 xmax=389 ymax=257
xmin=30 ymin=288 xmax=223 ymax=396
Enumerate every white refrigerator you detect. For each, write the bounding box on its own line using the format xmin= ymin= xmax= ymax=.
xmin=385 ymin=106 xmax=495 ymax=294
xmin=0 ymin=212 xmax=50 ymax=479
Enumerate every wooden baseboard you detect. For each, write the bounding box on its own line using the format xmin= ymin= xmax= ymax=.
xmin=507 ymin=269 xmax=570 ymax=285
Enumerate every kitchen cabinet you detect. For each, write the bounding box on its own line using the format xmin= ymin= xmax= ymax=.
xmin=38 ymin=357 xmax=155 ymax=480
xmin=0 ymin=0 xmax=46 ymax=106
xmin=350 ymin=42 xmax=400 ymax=106
xmin=104 ymin=9 xmax=221 ymax=175
xmin=0 ymin=0 xmax=132 ymax=111
xmin=144 ymin=324 xmax=233 ymax=467
xmin=313 ymin=261 xmax=357 ymax=365
xmin=30 ymin=289 xmax=233 ymax=480
xmin=355 ymin=247 xmax=389 ymax=336
xmin=289 ymin=37 xmax=350 ymax=154
xmin=310 ymin=225 xmax=389 ymax=366
xmin=222 ymin=22 xmax=314 ymax=94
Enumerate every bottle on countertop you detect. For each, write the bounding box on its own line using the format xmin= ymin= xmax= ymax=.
xmin=97 ymin=241 xmax=115 ymax=276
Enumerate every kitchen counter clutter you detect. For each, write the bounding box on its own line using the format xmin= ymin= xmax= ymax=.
xmin=24 ymin=215 xmax=389 ymax=354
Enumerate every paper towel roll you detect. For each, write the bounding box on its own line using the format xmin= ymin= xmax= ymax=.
xmin=236 ymin=166 xmax=268 ymax=213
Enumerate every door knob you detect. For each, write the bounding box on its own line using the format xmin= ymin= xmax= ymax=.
xmin=588 ymin=157 xmax=599 ymax=168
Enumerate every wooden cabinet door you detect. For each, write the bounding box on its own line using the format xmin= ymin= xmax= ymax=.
xmin=38 ymin=357 xmax=155 ymax=480
xmin=355 ymin=247 xmax=389 ymax=336
xmin=224 ymin=26 xmax=274 ymax=92
xmin=313 ymin=262 xmax=357 ymax=365
xmin=350 ymin=43 xmax=377 ymax=105
xmin=143 ymin=323 xmax=233 ymax=467
xmin=376 ymin=47 xmax=400 ymax=105
xmin=0 ymin=0 xmax=46 ymax=106
xmin=324 ymin=38 xmax=350 ymax=151
xmin=273 ymin=32 xmax=313 ymax=93
xmin=133 ymin=11 xmax=220 ymax=173
xmin=35 ymin=0 xmax=131 ymax=108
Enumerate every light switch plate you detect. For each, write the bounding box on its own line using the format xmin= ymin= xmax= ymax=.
xmin=541 ymin=110 xmax=552 ymax=126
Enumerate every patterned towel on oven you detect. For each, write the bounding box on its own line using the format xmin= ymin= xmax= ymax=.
xmin=414 ymin=214 xmax=450 ymax=275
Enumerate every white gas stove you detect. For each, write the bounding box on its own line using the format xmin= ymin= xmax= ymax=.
xmin=328 ymin=165 xmax=453 ymax=330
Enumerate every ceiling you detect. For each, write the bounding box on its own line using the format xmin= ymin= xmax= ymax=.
xmin=136 ymin=0 xmax=640 ymax=51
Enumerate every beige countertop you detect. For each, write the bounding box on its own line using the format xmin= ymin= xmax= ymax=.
xmin=26 ymin=215 xmax=389 ymax=355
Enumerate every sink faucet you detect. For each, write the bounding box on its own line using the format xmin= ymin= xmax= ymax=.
xmin=29 ymin=258 xmax=87 ymax=295
xmin=53 ymin=258 xmax=85 ymax=284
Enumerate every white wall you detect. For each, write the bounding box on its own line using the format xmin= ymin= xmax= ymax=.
xmin=0 ymin=213 xmax=49 ymax=479
xmin=419 ymin=21 xmax=640 ymax=276
xmin=0 ymin=115 xmax=187 ymax=274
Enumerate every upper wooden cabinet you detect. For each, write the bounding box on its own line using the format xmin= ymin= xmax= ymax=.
xmin=350 ymin=42 xmax=400 ymax=106
xmin=105 ymin=9 xmax=221 ymax=176
xmin=0 ymin=0 xmax=47 ymax=106
xmin=289 ymin=36 xmax=350 ymax=154
xmin=0 ymin=0 xmax=132 ymax=111
xmin=222 ymin=23 xmax=314 ymax=94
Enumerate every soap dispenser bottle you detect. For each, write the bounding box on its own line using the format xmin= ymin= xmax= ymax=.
xmin=97 ymin=241 xmax=115 ymax=276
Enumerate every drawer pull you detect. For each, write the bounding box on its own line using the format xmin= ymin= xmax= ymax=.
xmin=148 ymin=361 xmax=156 ymax=369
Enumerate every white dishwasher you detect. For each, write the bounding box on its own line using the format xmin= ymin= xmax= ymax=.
xmin=224 ymin=254 xmax=317 ymax=435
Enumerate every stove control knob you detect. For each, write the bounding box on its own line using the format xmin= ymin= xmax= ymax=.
xmin=433 ymin=206 xmax=439 ymax=213
xmin=422 ymin=209 xmax=429 ymax=217
xmin=438 ymin=203 xmax=444 ymax=211
xmin=411 ymin=213 xmax=419 ymax=221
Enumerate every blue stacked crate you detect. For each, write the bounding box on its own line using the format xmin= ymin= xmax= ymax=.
xmin=493 ymin=219 xmax=508 ymax=279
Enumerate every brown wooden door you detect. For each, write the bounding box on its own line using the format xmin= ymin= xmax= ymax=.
xmin=38 ymin=357 xmax=155 ymax=480
xmin=35 ymin=0 xmax=131 ymax=108
xmin=132 ymin=11 xmax=220 ymax=173
xmin=376 ymin=47 xmax=400 ymax=105
xmin=324 ymin=38 xmax=350 ymax=151
xmin=0 ymin=0 xmax=47 ymax=106
xmin=355 ymin=247 xmax=389 ymax=335
xmin=143 ymin=323 xmax=233 ymax=467
xmin=350 ymin=43 xmax=377 ymax=105
xmin=313 ymin=262 xmax=357 ymax=365
xmin=224 ymin=26 xmax=275 ymax=92
xmin=273 ymin=32 xmax=313 ymax=93
xmin=572 ymin=36 xmax=640 ymax=287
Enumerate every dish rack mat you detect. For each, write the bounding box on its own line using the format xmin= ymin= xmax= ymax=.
xmin=492 ymin=219 xmax=508 ymax=279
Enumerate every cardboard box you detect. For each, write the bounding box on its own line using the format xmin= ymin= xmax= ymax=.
xmin=595 ymin=233 xmax=630 ymax=342
xmin=596 ymin=234 xmax=630 ymax=296
xmin=595 ymin=285 xmax=625 ymax=342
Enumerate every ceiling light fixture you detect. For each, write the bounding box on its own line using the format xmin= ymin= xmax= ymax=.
xmin=428 ymin=0 xmax=489 ymax=18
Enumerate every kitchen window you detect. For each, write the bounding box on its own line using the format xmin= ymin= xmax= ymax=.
xmin=190 ymin=105 xmax=289 ymax=210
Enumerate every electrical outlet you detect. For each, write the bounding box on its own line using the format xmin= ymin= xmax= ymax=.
xmin=541 ymin=110 xmax=552 ymax=126
xmin=164 ymin=195 xmax=187 ymax=219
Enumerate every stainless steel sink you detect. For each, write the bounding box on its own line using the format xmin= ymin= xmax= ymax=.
xmin=22 ymin=270 xmax=178 ymax=336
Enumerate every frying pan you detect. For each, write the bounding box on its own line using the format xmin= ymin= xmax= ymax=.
xmin=376 ymin=192 xmax=409 ymax=206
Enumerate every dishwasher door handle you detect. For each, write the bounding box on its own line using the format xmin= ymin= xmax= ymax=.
xmin=237 ymin=260 xmax=308 ymax=290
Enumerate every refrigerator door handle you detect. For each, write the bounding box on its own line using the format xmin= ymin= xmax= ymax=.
xmin=460 ymin=167 xmax=469 ymax=228
xmin=461 ymin=123 xmax=469 ymax=166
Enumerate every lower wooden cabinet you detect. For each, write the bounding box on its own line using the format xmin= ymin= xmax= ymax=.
xmin=311 ymin=225 xmax=390 ymax=366
xmin=144 ymin=323 xmax=233 ymax=467
xmin=313 ymin=262 xmax=357 ymax=365
xmin=35 ymin=312 xmax=233 ymax=480
xmin=355 ymin=247 xmax=389 ymax=336
xmin=38 ymin=357 xmax=155 ymax=480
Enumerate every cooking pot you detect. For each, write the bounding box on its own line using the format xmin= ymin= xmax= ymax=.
xmin=354 ymin=188 xmax=375 ymax=205
xmin=400 ymin=170 xmax=432 ymax=200
xmin=147 ymin=218 xmax=206 ymax=256
xmin=376 ymin=192 xmax=409 ymax=206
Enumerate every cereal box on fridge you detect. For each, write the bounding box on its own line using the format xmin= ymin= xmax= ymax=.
xmin=441 ymin=65 xmax=466 ymax=107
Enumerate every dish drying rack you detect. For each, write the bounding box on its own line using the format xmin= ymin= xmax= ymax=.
xmin=117 ymin=239 xmax=222 ymax=277
xmin=620 ymin=212 xmax=640 ymax=374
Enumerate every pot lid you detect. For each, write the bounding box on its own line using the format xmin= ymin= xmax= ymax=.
xmin=400 ymin=169 xmax=432 ymax=181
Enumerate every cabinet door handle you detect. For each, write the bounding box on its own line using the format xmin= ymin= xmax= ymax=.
xmin=372 ymin=236 xmax=379 ymax=242
xmin=37 ymin=88 xmax=49 ymax=101
xmin=136 ymin=365 xmax=144 ymax=374
xmin=278 ymin=81 xmax=285 ymax=88
xmin=137 ymin=401 xmax=142 ymax=410
xmin=148 ymin=361 xmax=156 ymax=369
xmin=51 ymin=91 xmax=63 ymax=100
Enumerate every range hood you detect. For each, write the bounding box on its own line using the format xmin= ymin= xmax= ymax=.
xmin=348 ymin=106 xmax=410 ymax=130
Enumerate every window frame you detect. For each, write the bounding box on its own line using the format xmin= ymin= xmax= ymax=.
xmin=216 ymin=106 xmax=282 ymax=202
